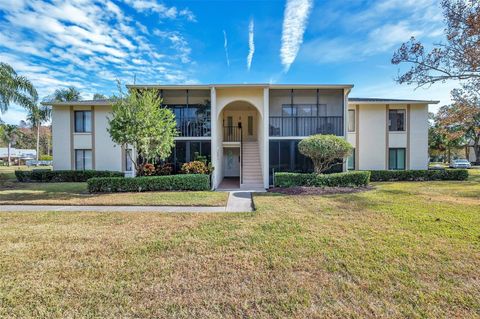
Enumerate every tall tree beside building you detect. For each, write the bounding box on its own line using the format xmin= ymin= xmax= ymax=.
xmin=436 ymin=88 xmax=480 ymax=162
xmin=93 ymin=93 xmax=106 ymax=100
xmin=0 ymin=62 xmax=38 ymax=119
xmin=107 ymin=85 xmax=177 ymax=175
xmin=391 ymin=0 xmax=480 ymax=89
xmin=0 ymin=124 xmax=19 ymax=166
xmin=51 ymin=87 xmax=82 ymax=102
xmin=26 ymin=104 xmax=52 ymax=163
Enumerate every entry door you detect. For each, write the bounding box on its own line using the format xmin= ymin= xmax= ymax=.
xmin=224 ymin=148 xmax=240 ymax=177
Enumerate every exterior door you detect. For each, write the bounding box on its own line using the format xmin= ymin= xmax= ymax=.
xmin=223 ymin=148 xmax=240 ymax=177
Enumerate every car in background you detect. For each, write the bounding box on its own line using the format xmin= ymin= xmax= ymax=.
xmin=449 ymin=159 xmax=472 ymax=169
xmin=429 ymin=163 xmax=446 ymax=170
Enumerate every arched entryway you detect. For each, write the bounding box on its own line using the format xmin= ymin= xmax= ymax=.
xmin=216 ymin=100 xmax=264 ymax=190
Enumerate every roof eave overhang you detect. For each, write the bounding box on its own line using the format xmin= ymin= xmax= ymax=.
xmin=348 ymin=100 xmax=440 ymax=105
xmin=126 ymin=83 xmax=355 ymax=90
xmin=41 ymin=101 xmax=114 ymax=106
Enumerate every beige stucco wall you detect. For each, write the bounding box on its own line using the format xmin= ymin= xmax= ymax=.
xmin=213 ymin=86 xmax=267 ymax=188
xmin=216 ymin=87 xmax=265 ymax=118
xmin=94 ymin=106 xmax=122 ymax=171
xmin=357 ymin=104 xmax=387 ymax=170
xmin=52 ymin=105 xmax=71 ymax=170
xmin=388 ymin=132 xmax=407 ymax=148
xmin=409 ymin=104 xmax=429 ymax=169
xmin=73 ymin=133 xmax=92 ymax=149
xmin=51 ymin=105 xmax=123 ymax=172
xmin=347 ymin=103 xmax=429 ymax=170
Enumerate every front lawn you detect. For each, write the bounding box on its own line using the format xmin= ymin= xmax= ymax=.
xmin=0 ymin=169 xmax=227 ymax=207
xmin=0 ymin=170 xmax=479 ymax=317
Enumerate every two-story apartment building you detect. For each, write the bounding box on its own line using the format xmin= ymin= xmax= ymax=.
xmin=47 ymin=84 xmax=438 ymax=190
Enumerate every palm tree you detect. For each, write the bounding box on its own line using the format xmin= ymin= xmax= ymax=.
xmin=0 ymin=62 xmax=38 ymax=116
xmin=0 ymin=124 xmax=19 ymax=166
xmin=26 ymin=104 xmax=51 ymax=164
xmin=93 ymin=93 xmax=106 ymax=100
xmin=52 ymin=87 xmax=82 ymax=102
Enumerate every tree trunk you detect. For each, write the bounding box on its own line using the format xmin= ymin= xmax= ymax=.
xmin=474 ymin=136 xmax=480 ymax=164
xmin=447 ymin=148 xmax=451 ymax=164
xmin=36 ymin=125 xmax=40 ymax=166
xmin=7 ymin=142 xmax=11 ymax=167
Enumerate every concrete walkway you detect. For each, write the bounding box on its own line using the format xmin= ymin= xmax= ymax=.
xmin=225 ymin=191 xmax=254 ymax=212
xmin=0 ymin=191 xmax=254 ymax=213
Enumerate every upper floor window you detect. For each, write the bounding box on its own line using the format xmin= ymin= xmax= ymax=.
xmin=281 ymin=104 xmax=324 ymax=117
xmin=348 ymin=109 xmax=355 ymax=132
xmin=74 ymin=111 xmax=92 ymax=133
xmin=389 ymin=109 xmax=405 ymax=131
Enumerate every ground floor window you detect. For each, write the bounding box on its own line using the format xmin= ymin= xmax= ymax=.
xmin=168 ymin=140 xmax=211 ymax=172
xmin=348 ymin=148 xmax=355 ymax=170
xmin=389 ymin=148 xmax=406 ymax=170
xmin=75 ymin=149 xmax=92 ymax=170
xmin=125 ymin=149 xmax=132 ymax=172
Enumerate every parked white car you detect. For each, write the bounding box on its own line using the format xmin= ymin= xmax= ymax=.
xmin=449 ymin=159 xmax=472 ymax=169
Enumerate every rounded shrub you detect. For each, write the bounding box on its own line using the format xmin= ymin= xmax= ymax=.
xmin=298 ymin=134 xmax=352 ymax=174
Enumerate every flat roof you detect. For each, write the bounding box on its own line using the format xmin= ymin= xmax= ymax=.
xmin=349 ymin=97 xmax=439 ymax=104
xmin=126 ymin=83 xmax=354 ymax=90
xmin=43 ymin=95 xmax=439 ymax=107
xmin=42 ymin=99 xmax=115 ymax=106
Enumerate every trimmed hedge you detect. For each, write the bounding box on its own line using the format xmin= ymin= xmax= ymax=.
xmin=15 ymin=170 xmax=124 ymax=182
xmin=274 ymin=171 xmax=371 ymax=188
xmin=87 ymin=174 xmax=210 ymax=193
xmin=369 ymin=169 xmax=468 ymax=182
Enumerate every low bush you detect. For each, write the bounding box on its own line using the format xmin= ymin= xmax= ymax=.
xmin=274 ymin=171 xmax=371 ymax=188
xmin=369 ymin=169 xmax=468 ymax=181
xmin=156 ymin=163 xmax=173 ymax=175
xmin=140 ymin=163 xmax=156 ymax=176
xmin=181 ymin=161 xmax=211 ymax=174
xmin=15 ymin=170 xmax=124 ymax=182
xmin=88 ymin=174 xmax=210 ymax=193
xmin=39 ymin=155 xmax=53 ymax=161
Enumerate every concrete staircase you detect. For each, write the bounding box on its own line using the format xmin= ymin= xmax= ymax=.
xmin=241 ymin=141 xmax=264 ymax=189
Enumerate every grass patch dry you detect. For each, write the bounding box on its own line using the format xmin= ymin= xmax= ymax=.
xmin=0 ymin=169 xmax=227 ymax=207
xmin=0 ymin=170 xmax=479 ymax=318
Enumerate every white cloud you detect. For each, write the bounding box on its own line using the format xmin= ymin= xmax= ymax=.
xmin=366 ymin=22 xmax=423 ymax=52
xmin=247 ymin=19 xmax=255 ymax=71
xmin=0 ymin=0 xmax=198 ymax=124
xmin=301 ymin=19 xmax=438 ymax=64
xmin=223 ymin=30 xmax=230 ymax=68
xmin=122 ymin=0 xmax=196 ymax=21
xmin=280 ymin=0 xmax=313 ymax=71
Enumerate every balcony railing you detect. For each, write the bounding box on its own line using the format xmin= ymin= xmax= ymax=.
xmin=269 ymin=116 xmax=343 ymax=137
xmin=176 ymin=117 xmax=211 ymax=137
xmin=223 ymin=125 xmax=242 ymax=142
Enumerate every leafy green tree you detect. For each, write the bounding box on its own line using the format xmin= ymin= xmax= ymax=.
xmin=298 ymin=134 xmax=352 ymax=174
xmin=436 ymin=88 xmax=480 ymax=163
xmin=0 ymin=124 xmax=19 ymax=166
xmin=107 ymin=85 xmax=177 ymax=174
xmin=0 ymin=62 xmax=37 ymax=117
xmin=51 ymin=87 xmax=82 ymax=102
xmin=26 ymin=104 xmax=52 ymax=163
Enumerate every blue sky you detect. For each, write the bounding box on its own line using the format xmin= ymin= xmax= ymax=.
xmin=0 ymin=0 xmax=456 ymax=124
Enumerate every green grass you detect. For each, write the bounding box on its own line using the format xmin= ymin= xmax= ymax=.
xmin=0 ymin=170 xmax=479 ymax=317
xmin=0 ymin=167 xmax=227 ymax=207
